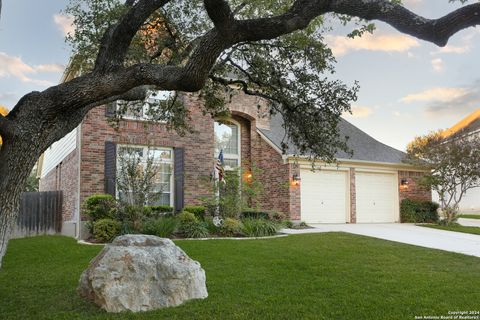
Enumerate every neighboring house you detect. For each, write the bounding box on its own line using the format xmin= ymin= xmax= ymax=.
xmin=39 ymin=91 xmax=430 ymax=238
xmin=434 ymin=109 xmax=480 ymax=213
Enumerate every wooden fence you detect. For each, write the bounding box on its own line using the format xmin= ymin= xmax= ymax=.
xmin=12 ymin=191 xmax=63 ymax=238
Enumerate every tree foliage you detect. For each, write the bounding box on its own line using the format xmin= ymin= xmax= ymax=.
xmin=405 ymin=130 xmax=480 ymax=222
xmin=64 ymin=0 xmax=359 ymax=162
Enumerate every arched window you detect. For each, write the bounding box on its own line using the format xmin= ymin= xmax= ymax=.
xmin=214 ymin=120 xmax=240 ymax=170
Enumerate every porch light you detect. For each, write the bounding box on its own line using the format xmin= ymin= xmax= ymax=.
xmin=292 ymin=174 xmax=301 ymax=186
xmin=400 ymin=178 xmax=409 ymax=190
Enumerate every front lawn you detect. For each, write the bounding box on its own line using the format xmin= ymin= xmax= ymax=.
xmin=421 ymin=224 xmax=480 ymax=235
xmin=459 ymin=214 xmax=480 ymax=220
xmin=1 ymin=234 xmax=480 ymax=320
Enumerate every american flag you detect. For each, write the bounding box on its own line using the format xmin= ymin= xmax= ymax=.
xmin=215 ymin=150 xmax=225 ymax=183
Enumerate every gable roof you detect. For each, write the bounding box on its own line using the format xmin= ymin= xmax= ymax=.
xmin=444 ymin=109 xmax=480 ymax=138
xmin=258 ymin=113 xmax=406 ymax=164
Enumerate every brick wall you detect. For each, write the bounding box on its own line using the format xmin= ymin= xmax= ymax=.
xmin=39 ymin=149 xmax=79 ymax=221
xmin=398 ymin=171 xmax=432 ymax=202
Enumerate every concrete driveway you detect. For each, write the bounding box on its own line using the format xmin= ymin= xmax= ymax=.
xmin=282 ymin=223 xmax=480 ymax=258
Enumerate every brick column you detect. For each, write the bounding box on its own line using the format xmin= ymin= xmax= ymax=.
xmin=349 ymin=168 xmax=356 ymax=223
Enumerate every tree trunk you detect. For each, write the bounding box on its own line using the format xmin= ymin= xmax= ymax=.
xmin=0 ymin=138 xmax=40 ymax=268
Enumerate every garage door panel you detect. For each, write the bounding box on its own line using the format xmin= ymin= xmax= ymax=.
xmin=356 ymin=172 xmax=397 ymax=223
xmin=301 ymin=170 xmax=348 ymax=223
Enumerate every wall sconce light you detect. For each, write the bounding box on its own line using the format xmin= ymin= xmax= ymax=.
xmin=400 ymin=178 xmax=409 ymax=190
xmin=292 ymin=174 xmax=301 ymax=186
xmin=244 ymin=171 xmax=253 ymax=183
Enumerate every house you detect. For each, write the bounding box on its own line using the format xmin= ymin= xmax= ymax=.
xmin=434 ymin=109 xmax=480 ymax=213
xmin=39 ymin=91 xmax=430 ymax=238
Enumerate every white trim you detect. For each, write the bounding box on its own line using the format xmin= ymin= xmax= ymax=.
xmin=290 ymin=157 xmax=426 ymax=172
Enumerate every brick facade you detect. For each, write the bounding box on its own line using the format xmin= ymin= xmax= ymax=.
xmin=40 ymin=90 xmax=433 ymax=226
xmin=39 ymin=149 xmax=79 ymax=221
xmin=398 ymin=170 xmax=432 ymax=202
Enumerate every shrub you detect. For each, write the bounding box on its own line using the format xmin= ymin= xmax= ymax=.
xmin=83 ymin=194 xmax=117 ymax=221
xmin=179 ymin=221 xmax=209 ymax=238
xmin=117 ymin=205 xmax=149 ymax=232
xmin=400 ymin=199 xmax=439 ymax=223
xmin=93 ymin=218 xmax=121 ymax=242
xmin=241 ymin=208 xmax=270 ymax=220
xmin=183 ymin=206 xmax=207 ymax=220
xmin=204 ymin=216 xmax=220 ymax=235
xmin=142 ymin=217 xmax=179 ymax=238
xmin=241 ymin=218 xmax=278 ymax=237
xmin=268 ymin=210 xmax=287 ymax=222
xmin=178 ymin=211 xmax=198 ymax=224
xmin=147 ymin=205 xmax=174 ymax=215
xmin=219 ymin=218 xmax=244 ymax=237
xmin=241 ymin=209 xmax=287 ymax=222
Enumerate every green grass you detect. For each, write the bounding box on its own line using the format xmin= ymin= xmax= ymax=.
xmin=1 ymin=234 xmax=480 ymax=320
xmin=421 ymin=224 xmax=480 ymax=235
xmin=459 ymin=214 xmax=480 ymax=220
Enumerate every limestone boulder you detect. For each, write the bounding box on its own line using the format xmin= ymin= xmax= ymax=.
xmin=78 ymin=234 xmax=208 ymax=313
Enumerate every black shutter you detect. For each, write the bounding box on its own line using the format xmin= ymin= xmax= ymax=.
xmin=174 ymin=148 xmax=185 ymax=212
xmin=104 ymin=141 xmax=117 ymax=196
xmin=105 ymin=102 xmax=116 ymax=118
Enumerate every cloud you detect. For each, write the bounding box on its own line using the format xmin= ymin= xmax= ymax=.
xmin=432 ymin=45 xmax=470 ymax=55
xmin=401 ymin=82 xmax=480 ymax=118
xmin=35 ymin=64 xmax=65 ymax=73
xmin=53 ymin=14 xmax=75 ymax=36
xmin=431 ymin=58 xmax=444 ymax=72
xmin=326 ymin=32 xmax=420 ymax=56
xmin=400 ymin=87 xmax=467 ymax=103
xmin=343 ymin=105 xmax=374 ymax=118
xmin=0 ymin=52 xmax=64 ymax=86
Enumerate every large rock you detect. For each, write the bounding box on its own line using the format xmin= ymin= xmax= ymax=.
xmin=78 ymin=234 xmax=208 ymax=313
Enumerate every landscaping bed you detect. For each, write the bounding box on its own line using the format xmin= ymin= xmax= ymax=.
xmin=2 ymin=234 xmax=480 ymax=319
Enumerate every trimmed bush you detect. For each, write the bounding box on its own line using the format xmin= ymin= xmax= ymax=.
xmin=241 ymin=218 xmax=278 ymax=237
xmin=93 ymin=218 xmax=121 ymax=242
xmin=400 ymin=199 xmax=439 ymax=223
xmin=183 ymin=206 xmax=207 ymax=220
xmin=147 ymin=205 xmax=174 ymax=215
xmin=241 ymin=208 xmax=287 ymax=222
xmin=219 ymin=218 xmax=244 ymax=237
xmin=142 ymin=217 xmax=179 ymax=238
xmin=241 ymin=208 xmax=270 ymax=220
xmin=179 ymin=221 xmax=209 ymax=238
xmin=83 ymin=194 xmax=117 ymax=221
xmin=178 ymin=211 xmax=198 ymax=224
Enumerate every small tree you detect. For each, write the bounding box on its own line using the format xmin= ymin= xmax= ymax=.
xmin=405 ymin=130 xmax=480 ymax=223
xmin=116 ymin=147 xmax=168 ymax=207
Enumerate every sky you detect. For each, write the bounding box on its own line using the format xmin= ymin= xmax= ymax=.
xmin=0 ymin=0 xmax=479 ymax=151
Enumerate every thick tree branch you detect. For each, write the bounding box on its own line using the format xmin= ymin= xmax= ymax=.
xmin=0 ymin=114 xmax=18 ymax=138
xmin=204 ymin=0 xmax=234 ymax=32
xmin=94 ymin=0 xmax=170 ymax=73
xmin=232 ymin=0 xmax=480 ymax=47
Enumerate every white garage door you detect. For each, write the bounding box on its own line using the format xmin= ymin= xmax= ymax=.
xmin=356 ymin=172 xmax=397 ymax=223
xmin=300 ymin=169 xmax=348 ymax=223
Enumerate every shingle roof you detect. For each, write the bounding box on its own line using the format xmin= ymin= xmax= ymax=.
xmin=258 ymin=113 xmax=406 ymax=164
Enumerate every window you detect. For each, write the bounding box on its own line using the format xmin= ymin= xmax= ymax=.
xmin=116 ymin=145 xmax=173 ymax=206
xmin=115 ymin=90 xmax=173 ymax=120
xmin=214 ymin=120 xmax=240 ymax=170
